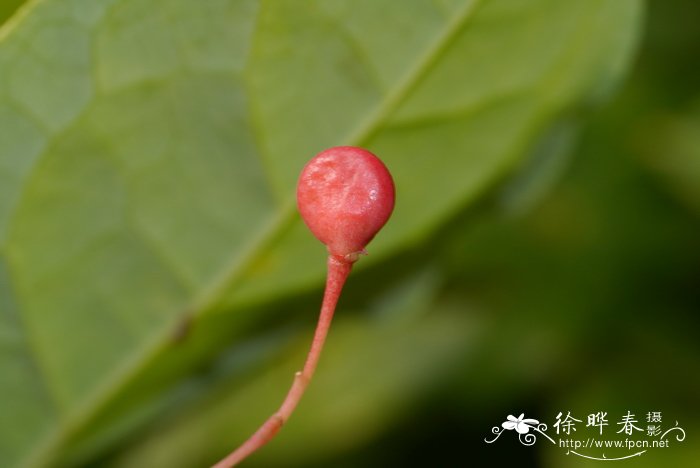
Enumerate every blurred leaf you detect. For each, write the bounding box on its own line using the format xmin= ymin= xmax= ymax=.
xmin=634 ymin=102 xmax=700 ymax=214
xmin=104 ymin=282 xmax=479 ymax=468
xmin=0 ymin=0 xmax=642 ymax=466
xmin=497 ymin=118 xmax=580 ymax=217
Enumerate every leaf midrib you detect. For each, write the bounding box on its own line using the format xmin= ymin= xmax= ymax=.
xmin=0 ymin=0 xmax=42 ymax=43
xmin=20 ymin=1 xmax=484 ymax=466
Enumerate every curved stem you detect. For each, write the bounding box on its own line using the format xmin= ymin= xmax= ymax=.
xmin=213 ymin=256 xmax=353 ymax=468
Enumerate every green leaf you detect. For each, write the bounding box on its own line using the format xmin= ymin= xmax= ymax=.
xmin=0 ymin=0 xmax=642 ymax=466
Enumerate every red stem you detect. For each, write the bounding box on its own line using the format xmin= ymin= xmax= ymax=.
xmin=212 ymin=255 xmax=353 ymax=468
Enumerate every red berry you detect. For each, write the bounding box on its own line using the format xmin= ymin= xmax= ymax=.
xmin=297 ymin=146 xmax=395 ymax=262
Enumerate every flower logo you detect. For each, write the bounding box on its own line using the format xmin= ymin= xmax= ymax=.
xmin=502 ymin=414 xmax=539 ymax=434
xmin=485 ymin=412 xmax=554 ymax=445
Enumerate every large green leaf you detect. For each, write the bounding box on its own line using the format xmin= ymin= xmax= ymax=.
xmin=0 ymin=0 xmax=642 ymax=466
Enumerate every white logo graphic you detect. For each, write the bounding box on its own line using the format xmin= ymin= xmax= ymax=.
xmin=484 ymin=411 xmax=686 ymax=461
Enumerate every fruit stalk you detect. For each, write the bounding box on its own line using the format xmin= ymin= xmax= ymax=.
xmin=212 ymin=255 xmax=353 ymax=468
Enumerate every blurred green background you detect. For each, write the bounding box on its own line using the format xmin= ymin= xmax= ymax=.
xmin=0 ymin=0 xmax=697 ymax=467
